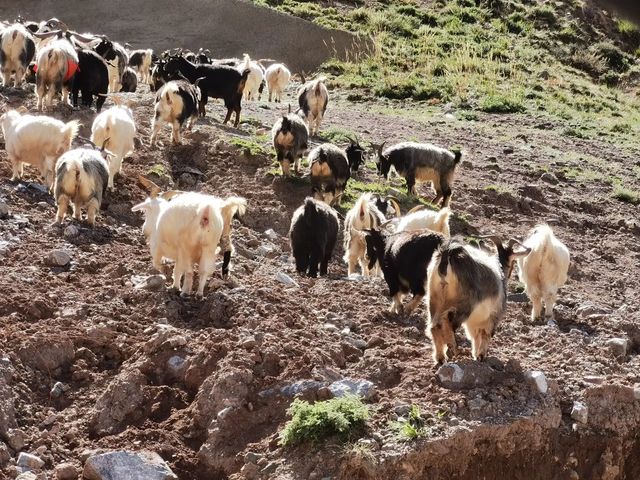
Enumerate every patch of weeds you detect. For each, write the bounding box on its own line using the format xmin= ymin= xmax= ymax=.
xmin=147 ymin=163 xmax=170 ymax=178
xmin=562 ymin=126 xmax=589 ymax=139
xmin=323 ymin=127 xmax=358 ymax=144
xmin=612 ymin=185 xmax=640 ymax=205
xmin=479 ymin=93 xmax=525 ymax=113
xmin=514 ymin=282 xmax=526 ymax=293
xmin=229 ymin=137 xmax=267 ymax=156
xmin=617 ymin=19 xmax=639 ymax=36
xmin=592 ymin=41 xmax=630 ymax=72
xmin=390 ymin=405 xmax=429 ymax=441
xmin=557 ymin=23 xmax=582 ymax=43
xmin=570 ymin=50 xmax=607 ymax=77
xmin=610 ymin=122 xmax=632 ymax=134
xmin=528 ymin=4 xmax=556 ymax=26
xmin=279 ymin=396 xmax=369 ymax=446
xmin=457 ymin=110 xmax=479 ymax=121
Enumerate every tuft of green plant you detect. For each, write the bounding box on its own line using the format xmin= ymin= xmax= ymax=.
xmin=612 ymin=185 xmax=640 ymax=205
xmin=479 ymin=92 xmax=525 ymax=113
xmin=528 ymin=4 xmax=556 ymax=26
xmin=279 ymin=396 xmax=369 ymax=446
xmin=610 ymin=122 xmax=632 ymax=134
xmin=147 ymin=163 xmax=170 ymax=178
xmin=592 ymin=41 xmax=630 ymax=72
xmin=390 ymin=405 xmax=429 ymax=441
xmin=229 ymin=137 xmax=268 ymax=156
xmin=570 ymin=50 xmax=607 ymax=77
xmin=323 ymin=127 xmax=358 ymax=144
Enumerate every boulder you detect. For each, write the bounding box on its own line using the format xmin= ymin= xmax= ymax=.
xmin=328 ymin=378 xmax=376 ymax=400
xmin=89 ymin=371 xmax=147 ymax=435
xmin=45 ymin=250 xmax=71 ymax=267
xmin=436 ymin=361 xmax=495 ymax=389
xmin=83 ymin=451 xmax=177 ymax=480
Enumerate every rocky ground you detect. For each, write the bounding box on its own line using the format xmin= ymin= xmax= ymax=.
xmin=0 ymin=73 xmax=639 ymax=480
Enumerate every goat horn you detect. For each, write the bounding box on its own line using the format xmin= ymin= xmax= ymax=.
xmin=385 ymin=196 xmax=402 ymax=218
xmin=33 ymin=30 xmax=60 ymax=39
xmin=407 ymin=204 xmax=428 ymax=214
xmin=138 ymin=175 xmax=162 ymax=198
xmin=70 ymin=31 xmax=97 ymax=44
xmin=75 ymin=135 xmax=98 ymax=149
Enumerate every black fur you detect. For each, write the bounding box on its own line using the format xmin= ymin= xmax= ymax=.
xmin=309 ymin=144 xmax=350 ymax=203
xmin=156 ymin=79 xmax=200 ymax=127
xmin=163 ymin=56 xmax=249 ymax=127
xmin=72 ymin=49 xmax=109 ymax=112
xmin=120 ymin=67 xmax=137 ymax=92
xmin=365 ymin=229 xmax=444 ymax=302
xmin=128 ymin=50 xmax=145 ymax=68
xmin=289 ymin=198 xmax=339 ymax=277
xmin=345 ymin=141 xmax=366 ymax=171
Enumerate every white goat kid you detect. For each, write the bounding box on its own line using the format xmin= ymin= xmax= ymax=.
xmin=517 ymin=224 xmax=570 ymax=322
xmin=91 ymin=98 xmax=136 ymax=190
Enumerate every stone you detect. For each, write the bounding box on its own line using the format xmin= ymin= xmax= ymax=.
xmin=526 ymin=371 xmax=548 ymax=394
xmin=540 ymin=172 xmax=559 ymax=185
xmin=264 ymin=229 xmax=279 ymax=241
xmin=606 ymin=338 xmax=629 ymax=358
xmin=436 ymin=362 xmax=494 ymax=389
xmin=16 ymin=473 xmax=38 ymax=480
xmin=63 ymin=225 xmax=79 ymax=238
xmin=256 ymin=243 xmax=277 ymax=258
xmin=261 ymin=462 xmax=278 ymax=475
xmin=503 ymin=146 xmax=514 ymax=154
xmin=576 ymin=304 xmax=611 ymax=318
xmin=6 ymin=428 xmax=25 ymax=451
xmin=17 ymin=452 xmax=45 ymax=470
xmin=634 ymin=384 xmax=640 ymax=401
xmin=328 ymin=378 xmax=376 ymax=400
xmin=0 ymin=200 xmax=9 ymax=218
xmin=583 ymin=376 xmax=605 ymax=385
xmin=54 ymin=462 xmax=79 ymax=480
xmin=167 ymin=356 xmax=186 ymax=379
xmin=45 ymin=250 xmax=71 ymax=267
xmin=244 ymin=452 xmax=263 ymax=464
xmin=83 ymin=451 xmax=177 ymax=480
xmin=241 ymin=336 xmax=257 ymax=349
xmin=50 ymin=382 xmax=65 ymax=398
xmin=132 ymin=274 xmax=166 ymax=291
xmin=571 ymin=401 xmax=588 ymax=424
xmin=275 ymin=272 xmax=297 ymax=287
xmin=89 ymin=371 xmax=147 ymax=435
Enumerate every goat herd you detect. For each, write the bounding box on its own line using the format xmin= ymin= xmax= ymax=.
xmin=0 ymin=17 xmax=571 ymax=365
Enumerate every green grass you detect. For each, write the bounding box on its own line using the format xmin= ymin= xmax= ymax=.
xmin=229 ymin=137 xmax=268 ymax=156
xmin=390 ymin=405 xmax=429 ymax=441
xmin=322 ymin=126 xmax=359 ymax=144
xmin=341 ymin=177 xmax=437 ymax=213
xmin=147 ymin=163 xmax=170 ymax=179
xmin=252 ymin=0 xmax=640 ymax=145
xmin=279 ymin=396 xmax=370 ymax=446
xmin=612 ymin=185 xmax=640 ymax=205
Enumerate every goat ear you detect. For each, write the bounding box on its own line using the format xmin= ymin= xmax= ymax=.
xmin=16 ymin=106 xmax=29 ymax=114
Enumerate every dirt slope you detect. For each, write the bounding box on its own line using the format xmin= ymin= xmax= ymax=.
xmin=0 ymin=0 xmax=367 ymax=72
xmin=0 ymin=68 xmax=638 ymax=479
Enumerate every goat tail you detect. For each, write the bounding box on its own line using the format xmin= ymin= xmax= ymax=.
xmin=435 ymin=207 xmax=451 ymax=233
xmin=237 ymin=69 xmax=251 ymax=94
xmin=453 ymin=150 xmax=462 ymax=164
xmin=303 ymin=197 xmax=318 ymax=223
xmin=61 ymin=120 xmax=81 ymax=149
xmin=220 ymin=196 xmax=247 ymax=223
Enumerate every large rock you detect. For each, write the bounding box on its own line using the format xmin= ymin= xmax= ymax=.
xmin=17 ymin=338 xmax=74 ymax=373
xmin=571 ymin=401 xmax=588 ymax=424
xmin=193 ymin=368 xmax=253 ymax=429
xmin=436 ymin=361 xmax=495 ymax=389
xmin=90 ymin=371 xmax=147 ymax=435
xmin=17 ymin=452 xmax=45 ymax=470
xmin=83 ymin=451 xmax=177 ymax=480
xmin=45 ymin=250 xmax=71 ymax=267
xmin=526 ymin=370 xmax=548 ymax=394
xmin=606 ymin=338 xmax=629 ymax=358
xmin=328 ymin=378 xmax=376 ymax=400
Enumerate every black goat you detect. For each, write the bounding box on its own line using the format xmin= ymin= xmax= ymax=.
xmin=163 ymin=55 xmax=250 ymax=127
xmin=364 ymin=228 xmax=444 ymax=315
xmin=289 ymin=197 xmax=339 ymax=277
xmin=120 ymin=67 xmax=137 ymax=92
xmin=308 ymin=141 xmax=366 ymax=205
xmin=376 ymin=142 xmax=462 ymax=207
xmin=71 ymin=49 xmax=109 ymax=112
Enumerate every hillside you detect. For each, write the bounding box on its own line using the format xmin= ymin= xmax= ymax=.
xmin=1 ymin=1 xmax=640 ymax=479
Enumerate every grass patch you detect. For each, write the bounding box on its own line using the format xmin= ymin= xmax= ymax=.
xmin=229 ymin=137 xmax=268 ymax=156
xmin=279 ymin=396 xmax=369 ymax=446
xmin=147 ymin=163 xmax=170 ymax=179
xmin=322 ymin=127 xmax=359 ymax=144
xmin=612 ymin=185 xmax=640 ymax=205
xmin=390 ymin=405 xmax=429 ymax=441
xmin=479 ymin=92 xmax=525 ymax=113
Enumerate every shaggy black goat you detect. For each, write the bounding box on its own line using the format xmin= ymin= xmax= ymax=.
xmin=71 ymin=49 xmax=109 ymax=112
xmin=363 ymin=228 xmax=444 ymax=315
xmin=289 ymin=197 xmax=339 ymax=277
xmin=376 ymin=142 xmax=462 ymax=207
xmin=163 ymin=55 xmax=250 ymax=127
xmin=271 ymin=113 xmax=309 ymax=176
xmin=120 ymin=67 xmax=137 ymax=92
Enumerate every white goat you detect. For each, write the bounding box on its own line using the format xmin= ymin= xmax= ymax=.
xmin=0 ymin=107 xmax=79 ymax=188
xmin=264 ymin=63 xmax=290 ymax=102
xmin=53 ymin=148 xmax=109 ymax=225
xmin=240 ymin=53 xmax=264 ymax=101
xmin=91 ymin=99 xmax=136 ymax=190
xmin=0 ymin=23 xmax=36 ymax=87
xmin=343 ymin=192 xmax=392 ymax=277
xmin=516 ymin=224 xmax=570 ymax=321
xmin=132 ymin=185 xmax=246 ymax=296
xmin=297 ymin=77 xmax=328 ymax=135
xmin=396 ymin=207 xmax=451 ymax=237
